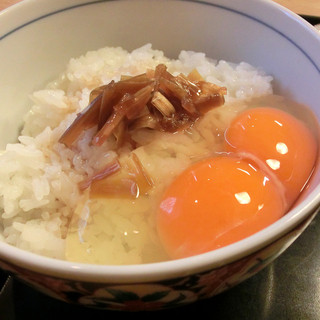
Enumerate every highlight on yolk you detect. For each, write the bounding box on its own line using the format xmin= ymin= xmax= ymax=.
xmin=224 ymin=107 xmax=318 ymax=207
xmin=156 ymin=156 xmax=286 ymax=260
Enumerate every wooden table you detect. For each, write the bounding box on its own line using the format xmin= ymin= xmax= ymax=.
xmin=1 ymin=0 xmax=320 ymax=16
xmin=0 ymin=0 xmax=20 ymax=11
xmin=274 ymin=0 xmax=320 ymax=17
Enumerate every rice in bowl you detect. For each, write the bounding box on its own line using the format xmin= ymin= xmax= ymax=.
xmin=0 ymin=44 xmax=288 ymax=265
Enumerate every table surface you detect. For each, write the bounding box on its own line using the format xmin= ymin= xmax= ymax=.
xmin=275 ymin=0 xmax=320 ymax=16
xmin=0 ymin=1 xmax=320 ymax=319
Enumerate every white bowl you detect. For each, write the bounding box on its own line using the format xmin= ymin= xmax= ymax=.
xmin=0 ymin=0 xmax=319 ymax=311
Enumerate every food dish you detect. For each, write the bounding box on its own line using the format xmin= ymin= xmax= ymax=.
xmin=0 ymin=0 xmax=319 ymax=311
xmin=4 ymin=44 xmax=310 ymax=265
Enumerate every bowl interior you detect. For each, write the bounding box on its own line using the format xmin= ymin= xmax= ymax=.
xmin=0 ymin=0 xmax=320 ymax=281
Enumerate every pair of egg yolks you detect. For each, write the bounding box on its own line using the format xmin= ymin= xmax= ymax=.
xmin=157 ymin=107 xmax=317 ymax=260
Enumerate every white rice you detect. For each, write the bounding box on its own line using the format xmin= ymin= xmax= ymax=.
xmin=0 ymin=44 xmax=273 ymax=263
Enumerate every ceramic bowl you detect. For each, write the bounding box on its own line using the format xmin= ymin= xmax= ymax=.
xmin=0 ymin=0 xmax=320 ymax=311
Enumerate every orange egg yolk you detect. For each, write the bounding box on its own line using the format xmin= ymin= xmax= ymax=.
xmin=224 ymin=107 xmax=318 ymax=208
xmin=156 ymin=156 xmax=286 ymax=260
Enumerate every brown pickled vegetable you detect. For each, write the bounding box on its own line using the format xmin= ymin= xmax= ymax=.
xmin=59 ymin=64 xmax=227 ymax=197
xmin=59 ymin=64 xmax=227 ymax=148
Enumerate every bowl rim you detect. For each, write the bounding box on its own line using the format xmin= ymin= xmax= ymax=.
xmin=0 ymin=0 xmax=320 ymax=283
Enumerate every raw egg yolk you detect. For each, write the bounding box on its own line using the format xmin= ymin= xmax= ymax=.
xmin=224 ymin=107 xmax=317 ymax=208
xmin=156 ymin=156 xmax=286 ymax=260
